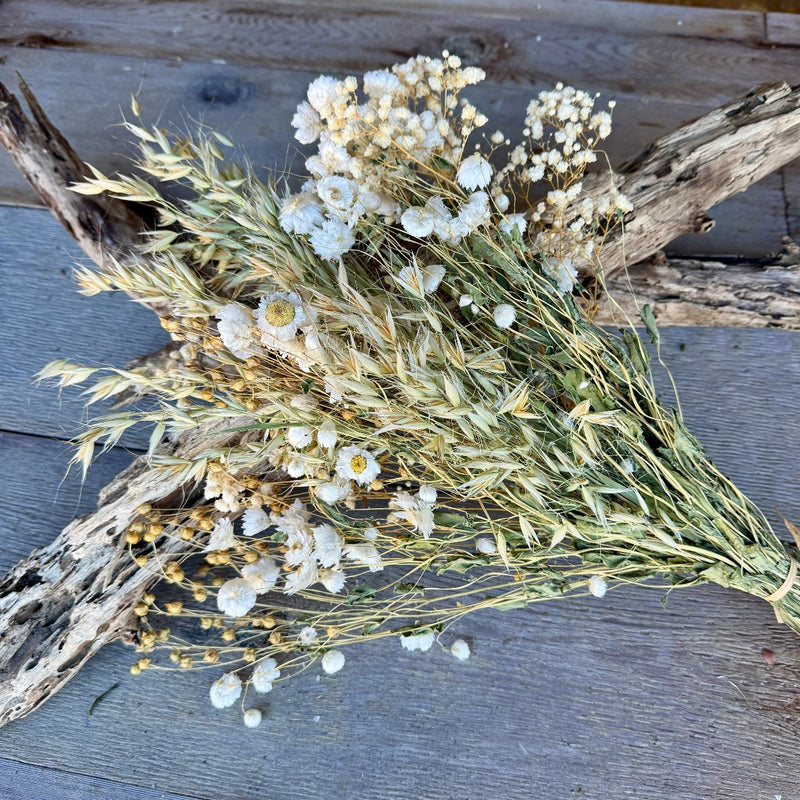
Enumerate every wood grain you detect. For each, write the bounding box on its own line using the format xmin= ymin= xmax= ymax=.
xmin=0 ymin=757 xmax=202 ymax=800
xmin=0 ymin=204 xmax=169 ymax=445
xmin=0 ymin=0 xmax=785 ymax=103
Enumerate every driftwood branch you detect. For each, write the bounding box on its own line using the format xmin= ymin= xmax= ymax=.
xmin=580 ymin=81 xmax=800 ymax=281
xmin=0 ymin=78 xmax=799 ymax=727
xmin=597 ymin=244 xmax=800 ymax=330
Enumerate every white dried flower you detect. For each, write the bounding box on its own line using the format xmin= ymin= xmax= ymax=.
xmin=499 ymin=213 xmax=527 ymax=237
xmin=400 ymin=631 xmax=436 ymax=652
xmin=418 ymin=485 xmax=438 ymax=504
xmin=217 ymin=577 xmax=257 ymax=618
xmin=457 ymin=153 xmax=493 ymax=190
xmin=284 ymin=560 xmax=319 ymax=595
xmin=319 ymin=567 xmax=346 ymax=593
xmin=335 ymin=445 xmax=381 ymax=486
xmin=243 ymin=708 xmax=263 ymax=728
xmin=476 ymin=537 xmax=497 ymax=554
xmin=216 ymin=303 xmax=255 ymax=359
xmin=316 ymin=420 xmax=338 ymax=449
xmin=344 ymin=542 xmax=383 ymax=572
xmin=316 ymin=479 xmax=350 ymax=505
xmin=291 ymin=101 xmax=323 ymax=144
xmin=363 ymin=69 xmax=400 ymax=97
xmin=299 ymin=626 xmax=318 ymax=645
xmin=257 ymin=291 xmax=307 ymax=342
xmin=588 ymin=575 xmax=608 ymax=598
xmin=241 ymin=557 xmax=281 ymax=593
xmin=450 ymin=639 xmax=471 ymax=661
xmin=205 ymin=517 xmax=236 ymax=552
xmin=400 ymin=206 xmax=435 ymax=238
xmin=286 ymin=425 xmax=314 ymax=449
xmin=241 ymin=506 xmax=271 ymax=537
xmin=209 ymin=672 xmax=242 ymax=709
xmin=544 ymin=257 xmax=578 ymax=295
xmin=321 ymin=649 xmax=346 ymax=675
xmin=397 ymin=260 xmax=446 ymax=295
xmin=309 ymin=218 xmax=356 ymax=260
xmin=493 ymin=303 xmax=516 ymax=329
xmin=316 ymin=175 xmax=357 ymax=212
xmin=279 ymin=192 xmax=324 ymax=235
xmin=252 ymin=657 xmax=280 ymax=692
xmin=306 ymin=75 xmax=340 ymax=115
xmin=313 ymin=523 xmax=343 ymax=568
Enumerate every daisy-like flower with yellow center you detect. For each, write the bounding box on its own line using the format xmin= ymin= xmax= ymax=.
xmin=335 ymin=445 xmax=381 ymax=486
xmin=256 ymin=291 xmax=306 ymax=342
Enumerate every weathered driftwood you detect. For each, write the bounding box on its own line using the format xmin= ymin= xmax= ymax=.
xmin=0 ymin=77 xmax=799 ymax=727
xmin=597 ymin=245 xmax=800 ymax=330
xmin=579 ymin=82 xmax=800 ymax=281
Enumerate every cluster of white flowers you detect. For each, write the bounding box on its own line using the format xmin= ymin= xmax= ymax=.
xmin=280 ymin=53 xmax=488 ymax=260
xmin=273 ymin=499 xmax=383 ymax=595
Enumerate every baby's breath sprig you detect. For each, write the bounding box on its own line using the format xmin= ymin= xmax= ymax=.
xmin=48 ymin=52 xmax=798 ymax=727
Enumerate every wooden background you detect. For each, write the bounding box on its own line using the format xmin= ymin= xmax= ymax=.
xmin=0 ymin=2 xmax=799 ymax=798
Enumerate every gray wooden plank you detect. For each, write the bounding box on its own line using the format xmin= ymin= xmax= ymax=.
xmin=767 ymin=11 xmax=800 ymax=45
xmin=0 ymin=204 xmax=169 ymax=445
xmin=0 ymin=0 xmax=780 ymax=99
xmin=0 ymin=757 xmax=202 ymax=800
xmin=0 ymin=431 xmax=134 ymax=575
xmin=0 ymin=327 xmax=798 ymax=800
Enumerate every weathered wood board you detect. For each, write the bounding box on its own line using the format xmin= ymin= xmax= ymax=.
xmin=1 ymin=215 xmax=799 ymax=797
xmin=1 ymin=2 xmax=800 ymax=798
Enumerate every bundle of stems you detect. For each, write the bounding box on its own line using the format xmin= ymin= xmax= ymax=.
xmin=41 ymin=54 xmax=799 ymax=715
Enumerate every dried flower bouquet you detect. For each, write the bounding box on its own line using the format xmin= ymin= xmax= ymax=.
xmin=39 ymin=54 xmax=798 ymax=725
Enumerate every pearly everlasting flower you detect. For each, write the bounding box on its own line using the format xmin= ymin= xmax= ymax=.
xmin=400 ymin=631 xmax=436 ymax=652
xmin=216 ymin=303 xmax=256 ymax=359
xmin=316 ymin=420 xmax=338 ymax=449
xmin=287 ymin=425 xmax=314 ymax=449
xmin=322 ymin=649 xmax=346 ymax=675
xmin=316 ymin=479 xmax=350 ymax=505
xmin=458 ymin=294 xmax=472 ymax=308
xmin=285 ymin=457 xmax=307 ymax=478
xmin=309 ymin=218 xmax=356 ymax=260
xmin=418 ymin=485 xmax=438 ymax=504
xmin=335 ymin=445 xmax=381 ymax=486
xmin=210 ymin=672 xmax=242 ymax=709
xmin=389 ymin=490 xmax=436 ymax=538
xmin=313 ymin=523 xmax=343 ymax=568
xmin=252 ymin=657 xmax=280 ymax=692
xmin=543 ymin=257 xmax=579 ymax=295
xmin=397 ymin=259 xmax=446 ymax=295
xmin=363 ymin=69 xmax=401 ymax=97
xmin=205 ymin=517 xmax=236 ymax=552
xmin=457 ymin=154 xmax=493 ymax=190
xmin=588 ymin=575 xmax=608 ymax=598
xmin=420 ymin=263 xmax=446 ymax=293
xmin=476 ymin=537 xmax=497 ymax=554
xmin=257 ymin=291 xmax=307 ymax=342
xmin=242 ymin=557 xmax=281 ymax=593
xmin=319 ymin=567 xmax=346 ymax=593
xmin=316 ymin=175 xmax=358 ymax=212
xmin=400 ymin=206 xmax=435 ymax=238
xmin=344 ymin=542 xmax=384 ymax=572
xmin=284 ymin=527 xmax=315 ymax=567
xmin=457 ymin=191 xmax=490 ymax=231
xmin=241 ymin=506 xmax=271 ymax=537
xmin=292 ymin=101 xmax=323 ymax=144
xmin=450 ymin=639 xmax=471 ymax=661
xmin=306 ymin=75 xmax=340 ymax=116
xmin=217 ymin=577 xmax=257 ymax=618
xmin=500 ymin=213 xmax=528 ymax=237
xmin=284 ymin=560 xmax=319 ymax=595
xmin=299 ymin=626 xmax=318 ymax=645
xmin=243 ymin=708 xmax=263 ymax=728
xmin=279 ymin=192 xmax=324 ymax=235
xmin=493 ymin=303 xmax=516 ymax=329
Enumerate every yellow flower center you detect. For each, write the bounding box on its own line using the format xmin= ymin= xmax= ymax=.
xmin=350 ymin=454 xmax=368 ymax=475
xmin=264 ymin=299 xmax=296 ymax=327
